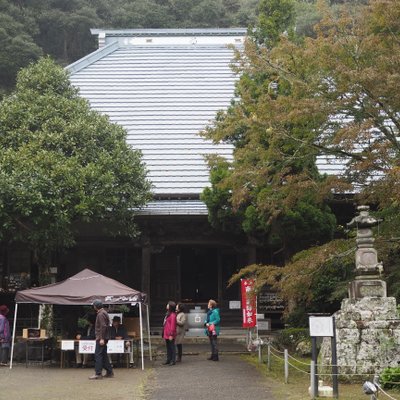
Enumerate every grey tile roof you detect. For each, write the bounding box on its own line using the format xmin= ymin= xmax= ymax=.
xmin=67 ymin=29 xmax=349 ymax=217
xmin=136 ymin=200 xmax=208 ymax=215
xmin=68 ymin=32 xmax=241 ymax=197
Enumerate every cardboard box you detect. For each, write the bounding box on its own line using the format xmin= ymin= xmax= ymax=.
xmin=22 ymin=328 xmax=47 ymax=339
xmin=123 ymin=317 xmax=141 ymax=338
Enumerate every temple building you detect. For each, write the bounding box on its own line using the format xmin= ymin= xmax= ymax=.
xmin=64 ymin=28 xmax=261 ymax=326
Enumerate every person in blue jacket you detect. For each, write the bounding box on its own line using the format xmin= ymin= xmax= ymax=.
xmin=204 ymin=299 xmax=220 ymax=361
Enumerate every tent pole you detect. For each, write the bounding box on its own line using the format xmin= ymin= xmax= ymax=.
xmin=139 ymin=302 xmax=144 ymax=370
xmin=146 ymin=304 xmax=152 ymax=361
xmin=10 ymin=303 xmax=18 ymax=369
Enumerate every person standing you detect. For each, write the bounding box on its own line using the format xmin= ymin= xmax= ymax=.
xmin=175 ymin=303 xmax=187 ymax=362
xmin=204 ymin=299 xmax=220 ymax=361
xmin=162 ymin=301 xmax=177 ymax=366
xmin=0 ymin=305 xmax=11 ymax=366
xmin=89 ymin=300 xmax=113 ymax=379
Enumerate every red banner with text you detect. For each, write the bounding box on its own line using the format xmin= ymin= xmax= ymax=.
xmin=241 ymin=279 xmax=256 ymax=328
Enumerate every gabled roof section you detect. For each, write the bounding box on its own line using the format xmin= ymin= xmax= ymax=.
xmin=67 ymin=41 xmax=120 ymax=74
xmin=67 ymin=29 xmax=243 ymax=197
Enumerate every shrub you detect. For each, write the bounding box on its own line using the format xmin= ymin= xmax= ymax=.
xmin=275 ymin=328 xmax=310 ymax=352
xmin=380 ymin=367 xmax=400 ymax=389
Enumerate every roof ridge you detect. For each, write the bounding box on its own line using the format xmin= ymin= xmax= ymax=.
xmin=91 ymin=28 xmax=247 ymax=37
xmin=66 ymin=41 xmax=120 ymax=75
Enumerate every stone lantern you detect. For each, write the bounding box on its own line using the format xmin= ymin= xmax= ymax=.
xmin=347 ymin=205 xmax=386 ymax=298
xmin=319 ymin=205 xmax=400 ymax=375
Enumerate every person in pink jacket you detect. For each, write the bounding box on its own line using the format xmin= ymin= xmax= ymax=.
xmin=162 ymin=301 xmax=177 ymax=365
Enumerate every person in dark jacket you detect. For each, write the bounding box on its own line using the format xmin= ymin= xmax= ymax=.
xmin=109 ymin=316 xmax=129 ymax=368
xmin=89 ymin=300 xmax=113 ymax=380
xmin=75 ymin=313 xmax=96 ymax=368
xmin=110 ymin=316 xmax=128 ymax=340
xmin=162 ymin=301 xmax=177 ymax=366
xmin=204 ymin=299 xmax=220 ymax=361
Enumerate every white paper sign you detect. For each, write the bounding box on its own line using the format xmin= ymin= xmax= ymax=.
xmin=257 ymin=320 xmax=270 ymax=331
xmin=309 ymin=316 xmax=334 ymax=337
xmin=61 ymin=340 xmax=75 ymax=350
xmin=79 ymin=340 xmax=96 ymax=353
xmin=229 ymin=301 xmax=241 ymax=309
xmin=107 ymin=340 xmax=125 ymax=354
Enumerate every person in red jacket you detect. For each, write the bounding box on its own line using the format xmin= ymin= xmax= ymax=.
xmin=162 ymin=301 xmax=177 ymax=366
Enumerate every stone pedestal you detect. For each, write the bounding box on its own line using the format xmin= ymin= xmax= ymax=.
xmin=348 ymin=280 xmax=387 ymax=299
xmin=320 ymin=297 xmax=400 ymax=374
xmin=320 ymin=206 xmax=400 ymax=375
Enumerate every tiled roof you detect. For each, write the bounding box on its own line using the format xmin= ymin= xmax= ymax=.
xmin=67 ymin=29 xmax=350 ymax=217
xmin=136 ymin=200 xmax=208 ymax=216
xmin=68 ymin=30 xmax=245 ymax=197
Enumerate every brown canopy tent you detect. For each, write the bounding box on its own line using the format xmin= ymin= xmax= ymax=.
xmin=10 ymin=268 xmax=152 ymax=370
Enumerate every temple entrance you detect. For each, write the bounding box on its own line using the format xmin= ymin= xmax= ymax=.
xmin=149 ymin=245 xmax=243 ymax=326
xmin=180 ymin=247 xmax=218 ymax=303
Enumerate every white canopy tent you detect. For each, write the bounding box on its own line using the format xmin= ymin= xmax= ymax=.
xmin=10 ymin=268 xmax=152 ymax=370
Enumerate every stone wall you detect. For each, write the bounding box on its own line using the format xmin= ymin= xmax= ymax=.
xmin=320 ymin=297 xmax=400 ymax=375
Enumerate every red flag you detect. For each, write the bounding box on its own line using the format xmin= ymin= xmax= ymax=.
xmin=241 ymin=279 xmax=256 ymax=328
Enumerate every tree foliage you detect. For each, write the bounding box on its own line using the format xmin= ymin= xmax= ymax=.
xmin=204 ymin=0 xmax=400 ymax=320
xmin=0 ymin=0 xmax=323 ymax=94
xmin=228 ymin=239 xmax=355 ymax=323
xmin=0 ymin=58 xmax=151 ymax=278
xmin=202 ymin=0 xmax=338 ymax=261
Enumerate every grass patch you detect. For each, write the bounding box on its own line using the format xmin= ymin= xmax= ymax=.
xmin=243 ymin=353 xmax=400 ymax=400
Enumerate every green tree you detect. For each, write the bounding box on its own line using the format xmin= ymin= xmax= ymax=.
xmin=0 ymin=1 xmax=42 ymax=92
xmin=0 ymin=58 xmax=152 ymax=282
xmin=205 ymin=0 xmax=400 ymax=319
xmin=35 ymin=1 xmax=101 ymax=63
xmin=254 ymin=0 xmax=296 ymax=45
xmin=202 ymin=0 xmax=337 ymax=262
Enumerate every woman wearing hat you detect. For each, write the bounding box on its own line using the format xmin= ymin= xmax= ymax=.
xmin=0 ymin=305 xmax=11 ymax=366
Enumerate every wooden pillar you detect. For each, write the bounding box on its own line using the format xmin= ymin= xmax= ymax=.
xmin=248 ymin=245 xmax=257 ymax=265
xmin=177 ymin=253 xmax=181 ymax=302
xmin=217 ymin=250 xmax=223 ymax=304
xmin=141 ymin=246 xmax=151 ymax=307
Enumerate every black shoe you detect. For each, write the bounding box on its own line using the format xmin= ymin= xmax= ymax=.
xmin=212 ymin=355 xmax=219 ymax=361
xmin=162 ymin=361 xmax=171 ymax=365
xmin=169 ymin=362 xmax=176 ymax=366
xmin=104 ymin=372 xmax=114 ymax=378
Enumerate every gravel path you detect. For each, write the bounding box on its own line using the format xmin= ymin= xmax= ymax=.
xmin=146 ymin=354 xmax=274 ymax=400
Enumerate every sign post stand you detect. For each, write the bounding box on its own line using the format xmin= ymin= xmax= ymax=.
xmin=331 ymin=317 xmax=339 ymax=398
xmin=309 ymin=315 xmax=338 ymax=399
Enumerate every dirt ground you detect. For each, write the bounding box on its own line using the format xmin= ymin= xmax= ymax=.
xmin=1 ymin=364 xmax=152 ymax=400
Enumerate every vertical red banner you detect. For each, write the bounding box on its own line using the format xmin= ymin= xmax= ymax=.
xmin=241 ymin=279 xmax=256 ymax=328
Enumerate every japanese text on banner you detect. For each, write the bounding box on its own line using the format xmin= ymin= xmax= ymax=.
xmin=241 ymin=279 xmax=256 ymax=328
